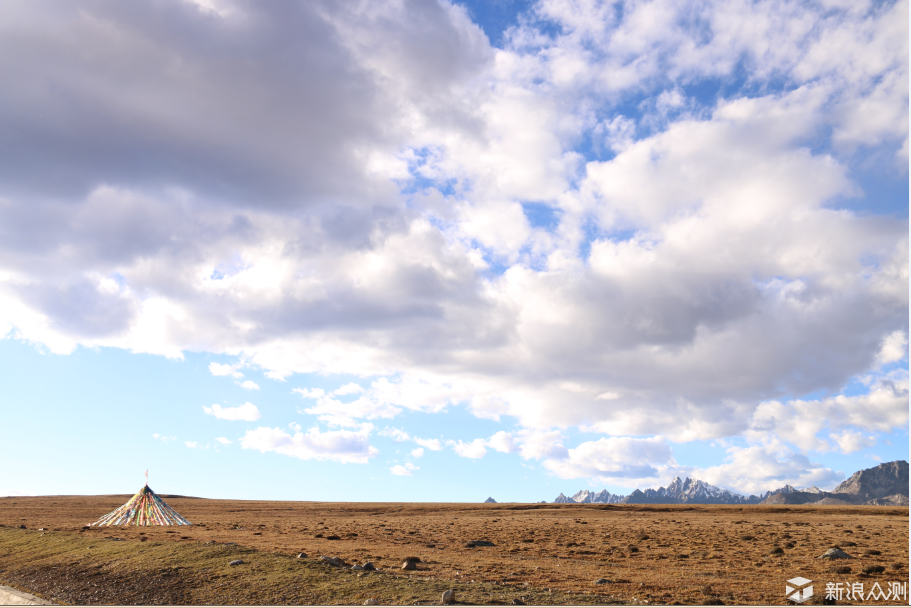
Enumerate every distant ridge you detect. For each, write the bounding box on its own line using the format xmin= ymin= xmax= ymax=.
xmin=552 ymin=460 xmax=909 ymax=506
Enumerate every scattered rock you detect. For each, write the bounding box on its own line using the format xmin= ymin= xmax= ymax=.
xmin=770 ymin=547 xmax=784 ymax=555
xmin=326 ymin=535 xmax=341 ymax=540
xmin=297 ymin=552 xmax=307 ymax=559
xmin=740 ymin=535 xmax=755 ymax=541
xmin=229 ymin=559 xmax=243 ymax=566
xmin=362 ymin=562 xmax=377 ymax=571
xmin=511 ymin=599 xmax=526 ymax=605
xmin=819 ymin=548 xmax=854 ymax=559
xmin=830 ymin=565 xmax=852 ymax=575
xmin=594 ymin=578 xmax=609 ymax=585
xmin=401 ymin=560 xmax=416 ymax=571
xmin=442 ymin=589 xmax=456 ymax=604
xmin=403 ymin=556 xmax=421 ymax=563
xmin=862 ymin=565 xmax=885 ymax=574
xmin=363 ymin=599 xmax=378 ymax=606
xmin=466 ymin=540 xmax=495 ymax=547
xmin=864 ymin=549 xmax=882 ymax=555
xmin=17 ymin=525 xmax=26 ymax=529
xmin=352 ymin=564 xmax=364 ymax=571
xmin=320 ymin=556 xmax=346 ymax=567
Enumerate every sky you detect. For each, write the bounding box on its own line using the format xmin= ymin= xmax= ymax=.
xmin=0 ymin=0 xmax=908 ymax=503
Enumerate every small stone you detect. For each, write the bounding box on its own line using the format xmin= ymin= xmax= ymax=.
xmin=352 ymin=564 xmax=364 ymax=571
xmin=511 ymin=599 xmax=526 ymax=605
xmin=362 ymin=562 xmax=377 ymax=571
xmin=442 ymin=589 xmax=456 ymax=604
xmin=401 ymin=560 xmax=416 ymax=570
xmin=297 ymin=552 xmax=307 ymax=559
xmin=594 ymin=578 xmax=609 ymax=585
xmin=229 ymin=559 xmax=243 ymax=566
xmin=363 ymin=599 xmax=378 ymax=606
xmin=467 ymin=539 xmax=495 ymax=547
xmin=326 ymin=535 xmax=341 ymax=540
xmin=818 ymin=548 xmax=854 ymax=560
xmin=320 ymin=555 xmax=345 ymax=567
xmin=18 ymin=524 xmax=26 ymax=529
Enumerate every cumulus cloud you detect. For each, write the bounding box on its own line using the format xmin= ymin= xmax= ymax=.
xmin=542 ymin=436 xmax=675 ymax=482
xmin=215 ymin=437 xmax=232 ymax=445
xmin=449 ymin=438 xmax=488 ymax=459
xmin=185 ymin=441 xmax=197 ymax=448
xmin=210 ymin=363 xmax=243 ymax=378
xmin=414 ymin=437 xmax=443 ymax=451
xmin=237 ymin=380 xmax=260 ymax=390
xmin=152 ymin=433 xmax=177 ymax=443
xmin=203 ymin=402 xmax=261 ymax=421
xmin=240 ymin=425 xmax=378 ymax=464
xmin=390 ymin=464 xmax=412 ymax=476
xmin=410 ymin=447 xmax=425 ymax=458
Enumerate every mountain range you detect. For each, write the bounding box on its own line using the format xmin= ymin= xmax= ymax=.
xmin=552 ymin=460 xmax=909 ymax=506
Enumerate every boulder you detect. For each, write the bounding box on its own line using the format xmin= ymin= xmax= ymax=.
xmin=319 ymin=555 xmax=347 ymax=567
xmin=363 ymin=599 xmax=378 ymax=606
xmin=352 ymin=564 xmax=364 ymax=571
xmin=401 ymin=560 xmax=417 ymax=571
xmin=229 ymin=559 xmax=243 ymax=566
xmin=297 ymin=552 xmax=307 ymax=559
xmin=442 ymin=590 xmax=456 ymax=605
xmin=818 ymin=548 xmax=854 ymax=560
xmin=362 ymin=562 xmax=377 ymax=571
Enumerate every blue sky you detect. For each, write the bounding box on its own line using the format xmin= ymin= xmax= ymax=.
xmin=0 ymin=0 xmax=907 ymax=501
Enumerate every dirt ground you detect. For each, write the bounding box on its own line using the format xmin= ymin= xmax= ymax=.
xmin=0 ymin=494 xmax=907 ymax=605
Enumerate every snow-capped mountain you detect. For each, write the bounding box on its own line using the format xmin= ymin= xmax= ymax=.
xmin=550 ymin=461 xmax=909 ymax=506
xmin=554 ymin=478 xmax=820 ymax=505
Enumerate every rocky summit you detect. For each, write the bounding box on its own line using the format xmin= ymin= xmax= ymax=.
xmin=552 ymin=460 xmax=909 ymax=506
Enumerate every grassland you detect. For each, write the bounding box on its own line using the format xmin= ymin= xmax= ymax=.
xmin=0 ymin=495 xmax=907 ymax=605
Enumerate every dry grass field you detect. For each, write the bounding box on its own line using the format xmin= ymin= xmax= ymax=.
xmin=0 ymin=495 xmax=907 ymax=605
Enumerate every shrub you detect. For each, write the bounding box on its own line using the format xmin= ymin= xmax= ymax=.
xmin=862 ymin=565 xmax=885 ymax=575
xmin=830 ymin=566 xmax=851 ymax=575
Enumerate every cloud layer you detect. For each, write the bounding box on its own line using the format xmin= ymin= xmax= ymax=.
xmin=0 ymin=0 xmax=907 ymax=492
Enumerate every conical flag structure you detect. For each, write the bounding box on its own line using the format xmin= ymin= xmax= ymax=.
xmin=89 ymin=485 xmax=192 ymax=526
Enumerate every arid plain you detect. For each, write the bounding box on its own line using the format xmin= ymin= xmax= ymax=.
xmin=0 ymin=495 xmax=907 ymax=605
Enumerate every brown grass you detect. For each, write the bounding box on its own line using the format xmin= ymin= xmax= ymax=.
xmin=0 ymin=496 xmax=907 ymax=605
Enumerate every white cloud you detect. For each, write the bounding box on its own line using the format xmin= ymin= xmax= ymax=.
xmin=152 ymin=433 xmax=177 ymax=443
xmin=293 ymin=388 xmax=326 ymax=399
xmin=240 ymin=425 xmax=378 ymax=464
xmin=390 ymin=464 xmax=413 ymax=476
xmin=449 ymin=438 xmax=488 ymax=459
xmin=215 ymin=437 xmax=231 ymax=445
xmin=410 ymin=447 xmax=424 ymax=458
xmin=875 ymin=330 xmax=908 ymax=366
xmin=829 ymin=430 xmax=876 ymax=454
xmin=542 ymin=436 xmax=674 ymax=482
xmin=203 ymin=402 xmax=261 ymax=422
xmin=237 ymin=380 xmax=260 ymax=390
xmin=379 ymin=427 xmax=410 ymax=442
xmin=414 ymin=437 xmax=443 ymax=451
xmin=334 ymin=382 xmax=365 ymax=396
xmin=185 ymin=441 xmax=197 ymax=448
xmin=487 ymin=431 xmax=518 ymax=454
xmin=210 ymin=362 xmax=243 ymax=378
